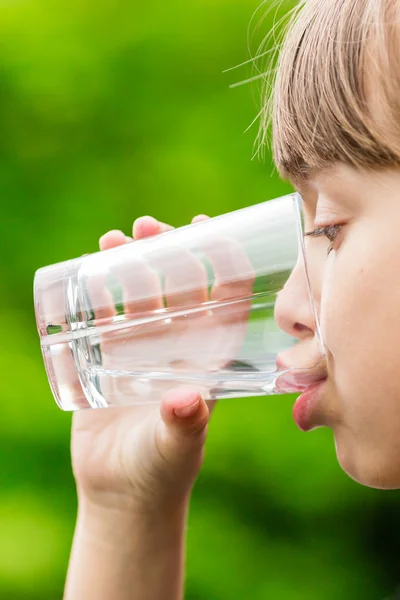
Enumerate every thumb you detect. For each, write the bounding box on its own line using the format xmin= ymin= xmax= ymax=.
xmin=156 ymin=388 xmax=211 ymax=475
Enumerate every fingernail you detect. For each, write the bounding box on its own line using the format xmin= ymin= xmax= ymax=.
xmin=173 ymin=398 xmax=200 ymax=418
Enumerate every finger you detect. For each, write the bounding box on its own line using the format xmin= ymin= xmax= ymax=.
xmin=207 ymin=238 xmax=255 ymax=301
xmin=165 ymin=249 xmax=208 ymax=308
xmin=192 ymin=214 xmax=210 ymax=224
xmin=159 ymin=388 xmax=210 ymax=451
xmin=148 ymin=389 xmax=216 ymax=490
xmin=85 ymin=237 xmax=121 ymax=322
xmin=140 ymin=214 xmax=209 ymax=308
xmin=113 ymin=257 xmax=164 ymax=315
xmin=85 ymin=270 xmax=117 ymax=321
xmin=99 ymin=226 xmax=163 ymax=318
xmin=133 ymin=216 xmax=174 ymax=240
xmin=147 ymin=246 xmax=208 ymax=308
xmin=99 ymin=230 xmax=127 ymax=251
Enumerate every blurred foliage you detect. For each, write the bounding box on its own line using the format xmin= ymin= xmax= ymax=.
xmin=1 ymin=0 xmax=400 ymax=598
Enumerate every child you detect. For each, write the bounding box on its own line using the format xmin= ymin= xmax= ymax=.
xmin=64 ymin=0 xmax=400 ymax=597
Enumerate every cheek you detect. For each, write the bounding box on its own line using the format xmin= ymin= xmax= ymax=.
xmin=320 ymin=226 xmax=400 ymax=378
xmin=319 ymin=225 xmax=400 ymax=484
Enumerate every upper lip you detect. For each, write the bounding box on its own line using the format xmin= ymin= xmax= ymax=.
xmin=275 ymin=356 xmax=328 ymax=393
xmin=276 ymin=375 xmax=326 ymax=393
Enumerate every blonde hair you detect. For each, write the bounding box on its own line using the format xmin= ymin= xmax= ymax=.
xmin=258 ymin=0 xmax=400 ymax=185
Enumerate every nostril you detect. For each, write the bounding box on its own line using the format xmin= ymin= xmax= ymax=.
xmin=294 ymin=322 xmax=309 ymax=334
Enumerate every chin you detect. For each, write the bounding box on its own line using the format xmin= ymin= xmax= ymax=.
xmin=334 ymin=434 xmax=400 ymax=490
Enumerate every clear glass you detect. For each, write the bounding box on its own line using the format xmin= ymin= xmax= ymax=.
xmin=34 ymin=193 xmax=327 ymax=411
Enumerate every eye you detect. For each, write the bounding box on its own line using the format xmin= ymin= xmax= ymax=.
xmin=304 ymin=225 xmax=343 ymax=255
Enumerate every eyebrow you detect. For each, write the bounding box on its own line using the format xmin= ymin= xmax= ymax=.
xmin=293 ymin=164 xmax=339 ymax=199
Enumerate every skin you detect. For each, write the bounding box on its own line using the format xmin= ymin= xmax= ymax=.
xmin=65 ymin=163 xmax=400 ymax=597
xmin=277 ymin=163 xmax=400 ymax=490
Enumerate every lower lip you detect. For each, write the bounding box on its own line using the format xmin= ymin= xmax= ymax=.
xmin=293 ymin=380 xmax=326 ymax=432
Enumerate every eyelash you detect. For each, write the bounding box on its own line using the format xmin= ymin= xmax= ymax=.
xmin=304 ymin=225 xmax=343 ymax=255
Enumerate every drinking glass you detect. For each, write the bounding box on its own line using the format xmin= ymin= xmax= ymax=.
xmin=34 ymin=193 xmax=327 ymax=410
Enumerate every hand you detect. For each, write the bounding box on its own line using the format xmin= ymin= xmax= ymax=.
xmin=70 ymin=214 xmax=253 ymax=512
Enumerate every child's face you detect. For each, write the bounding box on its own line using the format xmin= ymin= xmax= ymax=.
xmin=279 ymin=164 xmax=400 ymax=489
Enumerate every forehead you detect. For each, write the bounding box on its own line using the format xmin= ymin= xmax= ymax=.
xmin=290 ymin=165 xmax=335 ymax=196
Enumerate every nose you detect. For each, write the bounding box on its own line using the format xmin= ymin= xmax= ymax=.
xmin=274 ymin=258 xmax=317 ymax=340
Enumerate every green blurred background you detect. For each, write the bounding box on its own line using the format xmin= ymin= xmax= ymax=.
xmin=1 ymin=0 xmax=400 ymax=598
